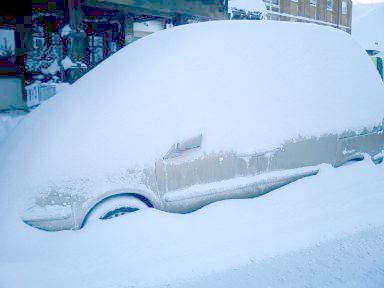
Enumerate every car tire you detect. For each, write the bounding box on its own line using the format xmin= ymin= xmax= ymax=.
xmin=86 ymin=195 xmax=148 ymax=222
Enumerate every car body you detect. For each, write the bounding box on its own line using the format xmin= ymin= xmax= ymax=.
xmin=1 ymin=21 xmax=383 ymax=231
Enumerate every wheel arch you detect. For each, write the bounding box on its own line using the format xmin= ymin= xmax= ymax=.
xmin=78 ymin=189 xmax=159 ymax=229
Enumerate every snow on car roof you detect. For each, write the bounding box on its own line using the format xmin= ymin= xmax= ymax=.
xmin=0 ymin=20 xmax=384 ymax=204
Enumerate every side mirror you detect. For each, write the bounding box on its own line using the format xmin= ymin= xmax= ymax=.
xmin=163 ymin=134 xmax=202 ymax=160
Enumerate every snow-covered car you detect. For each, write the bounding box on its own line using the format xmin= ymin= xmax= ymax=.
xmin=1 ymin=21 xmax=383 ymax=231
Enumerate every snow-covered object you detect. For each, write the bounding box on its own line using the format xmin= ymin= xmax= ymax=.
xmin=352 ymin=3 xmax=384 ymax=51
xmin=133 ymin=20 xmax=165 ymax=34
xmin=61 ymin=55 xmax=74 ymax=70
xmin=41 ymin=59 xmax=60 ymax=75
xmin=0 ymin=21 xmax=384 ymax=219
xmin=60 ymin=24 xmax=73 ymax=38
xmin=61 ymin=56 xmax=87 ymax=70
xmin=228 ymin=0 xmax=267 ymax=13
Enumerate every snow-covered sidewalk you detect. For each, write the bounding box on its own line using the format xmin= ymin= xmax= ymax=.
xmin=0 ymin=158 xmax=383 ymax=288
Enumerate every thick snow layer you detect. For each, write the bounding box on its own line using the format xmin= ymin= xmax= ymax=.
xmin=352 ymin=3 xmax=384 ymax=51
xmin=228 ymin=0 xmax=267 ymax=13
xmin=0 ymin=159 xmax=383 ymax=287
xmin=0 ymin=112 xmax=26 ymax=145
xmin=0 ymin=21 xmax=383 ymax=222
xmin=164 ymin=165 xmax=319 ymax=202
xmin=50 ymin=82 xmax=70 ymax=94
xmin=170 ymin=226 xmax=384 ymax=288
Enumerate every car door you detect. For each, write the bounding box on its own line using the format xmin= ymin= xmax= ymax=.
xmin=155 ymin=134 xmax=240 ymax=198
xmin=335 ymin=127 xmax=384 ymax=167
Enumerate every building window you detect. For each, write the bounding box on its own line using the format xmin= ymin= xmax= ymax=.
xmin=327 ymin=0 xmax=333 ymax=10
xmin=310 ymin=0 xmax=317 ymax=6
xmin=0 ymin=28 xmax=16 ymax=58
xmin=271 ymin=0 xmax=279 ymax=6
xmin=32 ymin=26 xmax=45 ymax=50
xmin=89 ymin=35 xmax=104 ymax=66
xmin=342 ymin=1 xmax=347 ymax=14
xmin=270 ymin=14 xmax=280 ymax=20
xmin=263 ymin=0 xmax=279 ymax=13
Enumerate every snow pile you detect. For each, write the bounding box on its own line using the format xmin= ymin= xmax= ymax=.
xmin=0 ymin=112 xmax=26 ymax=145
xmin=352 ymin=2 xmax=384 ymax=51
xmin=41 ymin=59 xmax=60 ymax=75
xmin=61 ymin=56 xmax=87 ymax=70
xmin=60 ymin=24 xmax=73 ymax=38
xmin=228 ymin=0 xmax=267 ymax=13
xmin=0 ymin=159 xmax=383 ymax=287
xmin=0 ymin=21 xmax=383 ymax=224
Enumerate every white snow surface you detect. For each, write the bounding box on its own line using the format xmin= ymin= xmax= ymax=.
xmin=0 ymin=111 xmax=26 ymax=145
xmin=165 ymin=165 xmax=319 ymax=202
xmin=228 ymin=0 xmax=267 ymax=13
xmin=0 ymin=159 xmax=383 ymax=287
xmin=0 ymin=21 xmax=384 ymax=224
xmin=352 ymin=2 xmax=384 ymax=51
xmin=50 ymin=82 xmax=71 ymax=94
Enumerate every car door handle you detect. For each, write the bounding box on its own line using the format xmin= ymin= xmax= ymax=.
xmin=163 ymin=134 xmax=202 ymax=160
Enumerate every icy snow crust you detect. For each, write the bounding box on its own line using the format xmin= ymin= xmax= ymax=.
xmin=0 ymin=21 xmax=384 ymax=209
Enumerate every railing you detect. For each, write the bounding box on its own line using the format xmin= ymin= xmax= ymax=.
xmin=25 ymin=83 xmax=56 ymax=108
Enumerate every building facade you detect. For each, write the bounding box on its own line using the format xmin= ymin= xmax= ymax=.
xmin=263 ymin=0 xmax=352 ymax=33
xmin=0 ymin=0 xmax=227 ymax=110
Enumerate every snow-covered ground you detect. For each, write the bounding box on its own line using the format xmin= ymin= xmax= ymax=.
xmin=0 ymin=159 xmax=383 ymax=287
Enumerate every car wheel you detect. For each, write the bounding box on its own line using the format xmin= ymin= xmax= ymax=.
xmin=86 ymin=195 xmax=148 ymax=222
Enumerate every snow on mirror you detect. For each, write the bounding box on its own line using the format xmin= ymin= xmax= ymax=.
xmin=163 ymin=134 xmax=202 ymax=159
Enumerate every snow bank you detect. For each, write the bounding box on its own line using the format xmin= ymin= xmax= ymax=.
xmin=0 ymin=112 xmax=26 ymax=145
xmin=352 ymin=3 xmax=384 ymax=51
xmin=0 ymin=21 xmax=383 ymax=225
xmin=0 ymin=159 xmax=383 ymax=287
